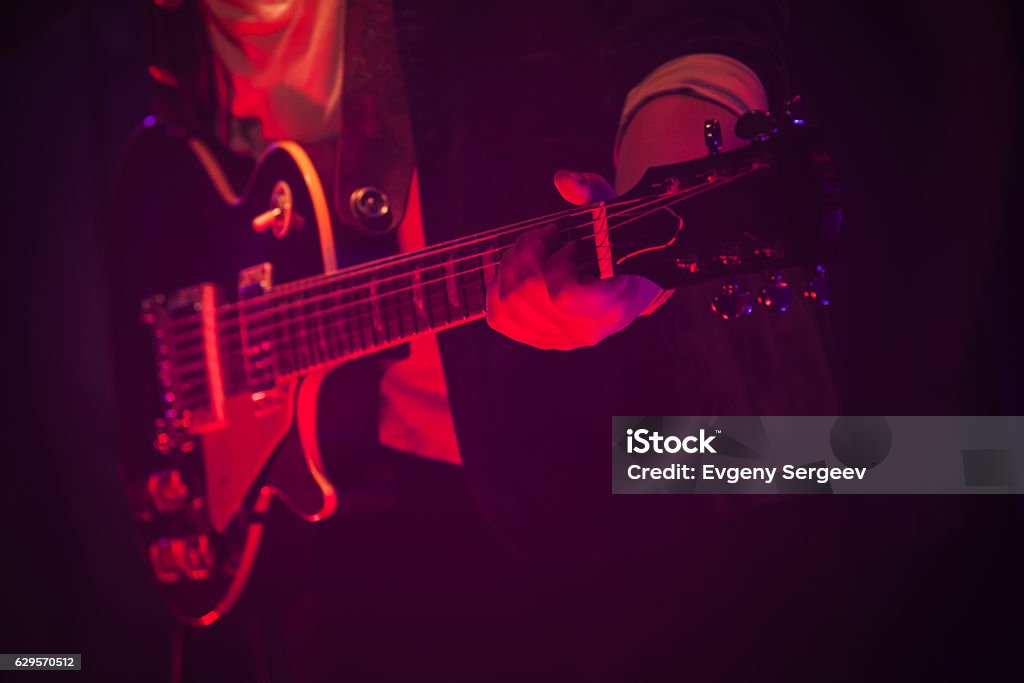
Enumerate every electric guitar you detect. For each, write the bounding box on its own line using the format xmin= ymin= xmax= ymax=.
xmin=110 ymin=114 xmax=840 ymax=626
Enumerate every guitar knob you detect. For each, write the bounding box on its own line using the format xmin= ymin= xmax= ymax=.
xmin=350 ymin=186 xmax=393 ymax=234
xmin=711 ymin=280 xmax=753 ymax=320
xmin=146 ymin=469 xmax=189 ymax=513
xmin=175 ymin=534 xmax=215 ymax=580
xmin=757 ymin=273 xmax=793 ymax=312
xmin=148 ymin=538 xmax=181 ymax=584
xmin=803 ymin=265 xmax=831 ymax=306
xmin=153 ymin=429 xmax=172 ymax=455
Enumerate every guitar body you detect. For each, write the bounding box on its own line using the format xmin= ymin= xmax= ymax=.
xmin=110 ymin=121 xmax=386 ymax=626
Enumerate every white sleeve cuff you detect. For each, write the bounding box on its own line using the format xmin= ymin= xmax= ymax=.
xmin=615 ymin=53 xmax=770 ymax=158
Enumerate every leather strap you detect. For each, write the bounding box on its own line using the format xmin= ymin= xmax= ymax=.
xmin=336 ymin=0 xmax=416 ymax=236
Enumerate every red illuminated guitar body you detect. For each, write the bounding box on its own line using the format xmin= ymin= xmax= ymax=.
xmin=109 ymin=116 xmax=839 ymax=626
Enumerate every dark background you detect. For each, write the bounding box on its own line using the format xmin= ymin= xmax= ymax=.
xmin=2 ymin=1 xmax=1022 ymax=680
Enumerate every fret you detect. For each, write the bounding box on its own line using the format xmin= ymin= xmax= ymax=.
xmin=362 ymin=294 xmax=378 ymax=348
xmin=444 ymin=258 xmax=463 ymax=319
xmin=480 ymin=245 xmax=500 ymax=316
xmin=478 ymin=265 xmax=488 ymax=315
xmin=343 ymin=310 xmax=358 ymax=355
xmin=300 ymin=300 xmax=314 ymax=368
xmin=325 ymin=299 xmax=341 ymax=360
xmin=316 ymin=298 xmax=331 ymax=365
xmin=332 ymin=308 xmax=351 ymax=357
xmin=460 ymin=255 xmax=486 ymax=315
xmin=292 ymin=306 xmax=303 ymax=372
xmin=293 ymin=297 xmax=306 ymax=369
xmin=342 ymin=287 xmax=363 ymax=354
xmin=354 ymin=291 xmax=369 ymax=349
xmin=279 ymin=298 xmax=297 ymax=376
xmin=369 ymin=279 xmax=387 ymax=343
xmin=425 ymin=261 xmax=450 ymax=327
xmin=356 ymin=296 xmax=372 ymax=350
xmin=250 ymin=227 xmax=523 ymax=378
xmin=384 ymin=289 xmax=403 ymax=343
xmin=411 ymin=269 xmax=431 ymax=330
xmin=394 ymin=274 xmax=418 ymax=338
xmin=356 ymin=295 xmax=371 ymax=350
xmin=306 ymin=298 xmax=320 ymax=366
xmin=280 ymin=298 xmax=294 ymax=370
xmin=380 ymin=271 xmax=398 ymax=340
xmin=270 ymin=301 xmax=288 ymax=376
xmin=324 ymin=308 xmax=335 ymax=362
xmin=481 ymin=245 xmax=499 ymax=286
xmin=339 ymin=308 xmax=355 ymax=356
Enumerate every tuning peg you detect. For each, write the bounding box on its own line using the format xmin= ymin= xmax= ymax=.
xmin=735 ymin=110 xmax=777 ymax=142
xmin=711 ymin=280 xmax=753 ymax=320
xmin=803 ymin=265 xmax=831 ymax=306
xmin=784 ymin=94 xmax=810 ymax=126
xmin=757 ymin=273 xmax=793 ymax=312
xmin=704 ymin=119 xmax=722 ymax=156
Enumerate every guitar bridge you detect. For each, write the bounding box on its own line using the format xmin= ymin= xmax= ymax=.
xmin=141 ymin=283 xmax=227 ymax=433
xmin=238 ymin=263 xmax=285 ymax=414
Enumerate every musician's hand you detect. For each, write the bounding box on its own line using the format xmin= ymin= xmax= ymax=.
xmin=485 ymin=170 xmax=666 ymax=351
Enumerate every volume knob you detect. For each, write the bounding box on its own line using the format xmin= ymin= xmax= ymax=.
xmin=711 ymin=280 xmax=753 ymax=320
xmin=758 ymin=273 xmax=793 ymax=312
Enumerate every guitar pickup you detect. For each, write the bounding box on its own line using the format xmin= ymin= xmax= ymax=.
xmin=237 ymin=263 xmax=284 ymax=413
xmin=141 ymin=283 xmax=227 ymax=433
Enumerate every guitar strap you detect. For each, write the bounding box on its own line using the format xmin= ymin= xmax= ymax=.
xmin=335 ymin=0 xmax=417 ymax=238
xmin=148 ymin=0 xmax=415 ymax=241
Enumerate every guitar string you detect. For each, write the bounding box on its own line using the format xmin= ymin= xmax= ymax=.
xmin=162 ymin=184 xmax=701 ymax=352
xmin=163 ymin=172 xmax=756 ymax=378
xmin=166 ymin=176 xmax=739 ymax=353
xmin=162 ymin=185 xmax=711 ymax=379
xmin=230 ymin=188 xmax=690 ymax=298
xmin=253 ymin=192 xmax=659 ymax=291
xmin=168 ymin=176 xmax=736 ymax=343
xmin=166 ymin=170 xmax=757 ymax=375
xmin=162 ymin=190 xmax=674 ymax=330
xmin=164 ymin=166 xmax=745 ymax=330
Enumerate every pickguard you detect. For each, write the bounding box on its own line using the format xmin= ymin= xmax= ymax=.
xmin=201 ymin=381 xmax=298 ymax=532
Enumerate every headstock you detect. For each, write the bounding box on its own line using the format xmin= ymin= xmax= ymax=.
xmin=600 ymin=112 xmax=840 ymax=315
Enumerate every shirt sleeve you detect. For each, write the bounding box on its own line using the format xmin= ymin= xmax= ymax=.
xmin=613 ymin=50 xmax=770 ymax=315
xmin=614 ymin=52 xmax=770 ymax=158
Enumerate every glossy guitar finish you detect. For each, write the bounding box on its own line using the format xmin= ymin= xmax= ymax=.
xmin=110 ymin=116 xmax=839 ymax=626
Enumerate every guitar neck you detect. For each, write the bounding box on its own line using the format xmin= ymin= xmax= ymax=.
xmin=210 ymin=129 xmax=834 ymax=389
xmin=143 ymin=124 xmax=836 ymax=430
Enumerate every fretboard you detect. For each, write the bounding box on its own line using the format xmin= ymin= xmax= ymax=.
xmin=214 ymin=195 xmax=618 ymax=390
xmin=229 ymin=226 xmax=529 ymax=381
